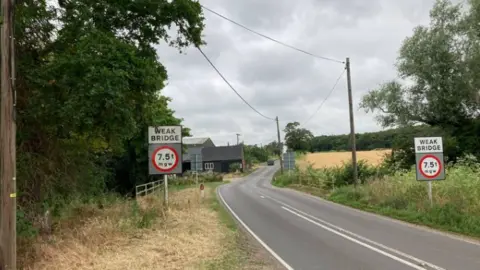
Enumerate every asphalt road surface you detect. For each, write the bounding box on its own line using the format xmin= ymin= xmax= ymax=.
xmin=218 ymin=164 xmax=480 ymax=270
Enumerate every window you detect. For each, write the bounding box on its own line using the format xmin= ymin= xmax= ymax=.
xmin=204 ymin=162 xmax=214 ymax=170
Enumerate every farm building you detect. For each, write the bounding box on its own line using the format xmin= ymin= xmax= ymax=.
xmin=182 ymin=137 xmax=215 ymax=172
xmin=201 ymin=145 xmax=245 ymax=173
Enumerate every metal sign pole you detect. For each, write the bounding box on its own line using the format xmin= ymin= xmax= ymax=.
xmin=164 ymin=174 xmax=168 ymax=206
xmin=427 ymin=181 xmax=432 ymax=206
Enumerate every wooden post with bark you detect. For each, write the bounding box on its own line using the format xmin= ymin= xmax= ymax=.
xmin=0 ymin=0 xmax=17 ymax=268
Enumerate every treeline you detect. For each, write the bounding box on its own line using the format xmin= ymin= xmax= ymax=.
xmin=285 ymin=121 xmax=479 ymax=169
xmin=15 ymin=0 xmax=205 ymax=235
xmin=243 ymin=141 xmax=280 ymax=165
xmin=310 ymin=125 xmax=437 ymax=152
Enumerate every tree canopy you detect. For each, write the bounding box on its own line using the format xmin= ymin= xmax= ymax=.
xmin=283 ymin=122 xmax=314 ymax=152
xmin=360 ymin=0 xmax=480 ymax=157
xmin=15 ymin=0 xmax=205 ymax=220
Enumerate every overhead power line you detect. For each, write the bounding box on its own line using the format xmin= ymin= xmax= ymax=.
xmin=302 ymin=67 xmax=346 ymax=126
xmin=201 ymin=5 xmax=345 ymax=64
xmin=196 ymin=46 xmax=276 ymax=121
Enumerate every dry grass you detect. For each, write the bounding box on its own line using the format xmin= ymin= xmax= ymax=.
xmin=22 ymin=186 xmax=235 ymax=270
xmin=298 ymin=149 xmax=391 ymax=169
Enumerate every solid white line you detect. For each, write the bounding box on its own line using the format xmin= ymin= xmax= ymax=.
xmin=282 ymin=206 xmax=427 ymax=270
xmin=274 ymin=186 xmax=480 ymax=247
xmin=217 ymin=187 xmax=294 ymax=270
xmin=262 ymin=193 xmax=445 ymax=270
xmin=260 ymin=195 xmax=265 ymax=198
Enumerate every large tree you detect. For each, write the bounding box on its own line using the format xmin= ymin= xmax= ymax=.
xmin=360 ymin=0 xmax=480 ymax=158
xmin=15 ymin=0 xmax=205 ymax=214
xmin=283 ymin=122 xmax=314 ymax=152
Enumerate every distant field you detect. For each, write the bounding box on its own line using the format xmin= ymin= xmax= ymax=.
xmin=298 ymin=149 xmax=391 ymax=169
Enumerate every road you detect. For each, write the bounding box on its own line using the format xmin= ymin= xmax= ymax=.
xmin=218 ymin=164 xmax=480 ymax=270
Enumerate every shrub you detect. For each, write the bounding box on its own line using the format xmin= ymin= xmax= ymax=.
xmin=229 ymin=163 xmax=241 ymax=173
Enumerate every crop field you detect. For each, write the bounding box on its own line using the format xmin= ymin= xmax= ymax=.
xmin=297 ymin=149 xmax=391 ymax=169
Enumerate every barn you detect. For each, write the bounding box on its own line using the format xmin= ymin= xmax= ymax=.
xmin=182 ymin=137 xmax=215 ymax=173
xmin=201 ymin=145 xmax=245 ymax=173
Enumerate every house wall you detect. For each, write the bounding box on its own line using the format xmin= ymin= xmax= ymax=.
xmin=203 ymin=159 xmax=243 ymax=173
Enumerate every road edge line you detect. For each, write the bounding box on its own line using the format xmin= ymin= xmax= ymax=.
xmin=267 ymin=193 xmax=445 ymax=270
xmin=216 ymin=185 xmax=294 ymax=270
xmin=281 ymin=206 xmax=427 ymax=270
xmin=269 ymin=180 xmax=480 ymax=246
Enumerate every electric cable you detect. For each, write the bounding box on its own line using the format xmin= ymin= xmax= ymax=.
xmin=197 ymin=46 xmax=276 ymax=121
xmin=302 ymin=67 xmax=346 ymax=126
xmin=201 ymin=5 xmax=345 ymax=64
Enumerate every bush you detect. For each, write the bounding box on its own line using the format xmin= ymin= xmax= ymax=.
xmin=229 ymin=163 xmax=241 ymax=173
xmin=273 ymin=160 xmax=381 ymax=190
xmin=171 ymin=171 xmax=224 ymax=186
xmin=203 ymin=172 xmax=224 ymax=183
xmin=272 ymin=152 xmax=480 ymax=236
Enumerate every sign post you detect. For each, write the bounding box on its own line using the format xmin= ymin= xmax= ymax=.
xmin=414 ymin=137 xmax=446 ymax=206
xmin=148 ymin=126 xmax=183 ymax=207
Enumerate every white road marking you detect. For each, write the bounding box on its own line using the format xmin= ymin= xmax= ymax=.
xmin=260 ymin=195 xmax=265 ymax=198
xmin=260 ymin=193 xmax=445 ymax=270
xmin=275 ymin=186 xmax=480 ymax=247
xmin=282 ymin=206 xmax=428 ymax=270
xmin=217 ymin=187 xmax=294 ymax=270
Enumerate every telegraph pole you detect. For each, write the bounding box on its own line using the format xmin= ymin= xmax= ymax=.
xmin=1 ymin=0 xmax=17 ymax=268
xmin=275 ymin=116 xmax=284 ymax=174
xmin=346 ymin=57 xmax=358 ymax=187
xmin=236 ymin=133 xmax=240 ymax=145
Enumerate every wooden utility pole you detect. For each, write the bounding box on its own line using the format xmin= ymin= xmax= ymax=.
xmin=1 ymin=0 xmax=17 ymax=268
xmin=275 ymin=116 xmax=284 ymax=174
xmin=345 ymin=57 xmax=358 ymax=187
xmin=236 ymin=133 xmax=240 ymax=145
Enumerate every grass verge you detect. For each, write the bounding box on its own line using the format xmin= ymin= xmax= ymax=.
xmin=272 ymin=164 xmax=480 ymax=239
xmin=198 ymin=183 xmax=274 ymax=269
xmin=21 ymin=181 xmax=273 ymax=269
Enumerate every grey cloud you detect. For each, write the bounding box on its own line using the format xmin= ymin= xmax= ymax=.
xmin=238 ymin=49 xmax=317 ymax=85
xmin=204 ymin=0 xmax=296 ymax=32
xmin=312 ymin=0 xmax=383 ymax=18
xmin=155 ymin=0 xmax=437 ymax=146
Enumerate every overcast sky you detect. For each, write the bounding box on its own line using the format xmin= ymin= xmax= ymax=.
xmin=155 ymin=0 xmax=454 ymax=146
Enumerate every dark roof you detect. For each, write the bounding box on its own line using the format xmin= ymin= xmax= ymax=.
xmin=202 ymin=145 xmax=243 ymax=162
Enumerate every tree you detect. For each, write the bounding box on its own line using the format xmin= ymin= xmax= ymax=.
xmin=264 ymin=141 xmax=282 ymax=156
xmin=244 ymin=145 xmax=270 ymax=164
xmin=283 ymin=122 xmax=313 ymax=152
xmin=360 ymin=0 xmax=480 ymax=159
xmin=14 ymin=0 xmax=206 ymax=232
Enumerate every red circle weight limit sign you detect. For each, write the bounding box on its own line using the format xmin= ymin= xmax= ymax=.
xmin=418 ymin=154 xmax=442 ymax=179
xmin=151 ymin=146 xmax=179 ymax=173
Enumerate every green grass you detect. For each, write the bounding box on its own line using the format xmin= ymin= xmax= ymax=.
xmin=273 ymin=163 xmax=480 ymax=238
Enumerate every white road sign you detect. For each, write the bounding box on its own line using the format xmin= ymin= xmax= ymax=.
xmin=148 ymin=125 xmax=182 ymax=144
xmin=414 ymin=137 xmax=443 ymax=153
xmin=151 ymin=145 xmax=179 ymax=173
